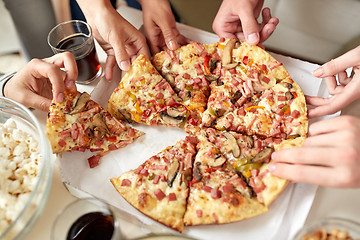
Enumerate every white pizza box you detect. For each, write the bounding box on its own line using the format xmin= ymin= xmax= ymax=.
xmin=57 ymin=5 xmax=338 ymax=240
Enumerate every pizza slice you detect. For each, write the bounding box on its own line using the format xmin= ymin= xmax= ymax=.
xmin=151 ymin=42 xmax=218 ymax=130
xmin=214 ymin=77 xmax=308 ymax=140
xmin=202 ymin=38 xmax=292 ymax=128
xmin=184 ymin=128 xmax=269 ymax=225
xmin=255 ymin=136 xmax=305 ymax=206
xmin=107 ymin=54 xmax=190 ymax=129
xmin=46 ymin=89 xmax=144 ymax=168
xmin=110 ymin=136 xmax=198 ymax=232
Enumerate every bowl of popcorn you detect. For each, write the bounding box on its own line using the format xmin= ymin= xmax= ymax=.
xmin=293 ymin=217 xmax=360 ymax=240
xmin=0 ymin=97 xmax=53 ymax=239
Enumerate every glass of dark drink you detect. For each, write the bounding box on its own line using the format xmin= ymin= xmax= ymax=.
xmin=51 ymin=198 xmax=122 ymax=240
xmin=47 ymin=20 xmax=102 ymax=84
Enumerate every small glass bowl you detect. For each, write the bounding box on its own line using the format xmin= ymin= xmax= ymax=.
xmin=0 ymin=97 xmax=53 ymax=239
xmin=293 ymin=217 xmax=360 ymax=240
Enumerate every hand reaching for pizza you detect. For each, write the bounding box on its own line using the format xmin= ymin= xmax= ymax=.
xmin=270 ymin=115 xmax=360 ymax=188
xmin=138 ymin=0 xmax=191 ymax=55
xmin=212 ymin=0 xmax=279 ymax=45
xmin=76 ymin=0 xmax=149 ymax=79
xmin=3 ymin=52 xmax=78 ymax=112
xmin=307 ymin=45 xmax=360 ymax=118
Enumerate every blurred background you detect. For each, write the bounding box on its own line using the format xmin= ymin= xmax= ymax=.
xmin=1 ymin=0 xmax=359 ymax=75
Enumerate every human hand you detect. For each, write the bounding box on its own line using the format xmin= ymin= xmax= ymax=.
xmin=139 ymin=0 xmax=191 ymax=55
xmin=269 ymin=115 xmax=360 ymax=188
xmin=76 ymin=0 xmax=149 ymax=80
xmin=213 ymin=0 xmax=279 ymax=46
xmin=306 ymin=45 xmax=360 ymax=118
xmin=3 ymin=52 xmax=77 ymax=112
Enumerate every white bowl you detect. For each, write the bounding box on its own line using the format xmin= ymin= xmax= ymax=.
xmin=0 ymin=97 xmax=53 ymax=239
xmin=293 ymin=217 xmax=360 ymax=240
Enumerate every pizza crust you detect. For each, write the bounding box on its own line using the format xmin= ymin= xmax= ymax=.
xmin=111 ymin=172 xmax=188 ymax=232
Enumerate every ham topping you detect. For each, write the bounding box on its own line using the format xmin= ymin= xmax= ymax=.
xmin=153 ymin=174 xmax=160 ymax=184
xmin=269 ymin=61 xmax=283 ymax=70
xmin=291 ymin=110 xmax=301 ymax=118
xmin=58 ymin=139 xmax=66 ymax=147
xmin=88 ymin=154 xmax=102 ymax=168
xmin=154 ymin=189 xmax=166 ymax=201
xmin=168 ymin=192 xmax=177 ymax=201
xmin=211 ymin=188 xmax=222 ymax=199
xmin=121 ymin=179 xmax=132 ymax=186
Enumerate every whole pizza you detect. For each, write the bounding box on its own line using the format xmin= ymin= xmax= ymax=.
xmin=108 ymin=38 xmax=308 ymax=232
xmin=48 ymin=38 xmax=308 ymax=232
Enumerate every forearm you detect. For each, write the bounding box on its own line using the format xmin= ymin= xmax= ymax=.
xmin=76 ymin=0 xmax=114 ymax=17
xmin=138 ymin=0 xmax=170 ymax=8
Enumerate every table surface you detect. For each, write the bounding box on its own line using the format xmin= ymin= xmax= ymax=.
xmin=24 ymin=5 xmax=360 ymax=240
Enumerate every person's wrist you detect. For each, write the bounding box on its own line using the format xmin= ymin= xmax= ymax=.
xmin=1 ymin=72 xmax=16 ymax=98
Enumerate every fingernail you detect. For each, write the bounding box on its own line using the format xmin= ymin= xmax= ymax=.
xmin=120 ymin=60 xmax=130 ymax=72
xmin=246 ymin=33 xmax=259 ymax=45
xmin=313 ymin=67 xmax=324 ymax=77
xmin=169 ymin=40 xmax=177 ymax=50
xmin=268 ymin=163 xmax=276 ymax=172
xmin=56 ymin=92 xmax=64 ymax=103
xmin=66 ymin=80 xmax=76 ymax=90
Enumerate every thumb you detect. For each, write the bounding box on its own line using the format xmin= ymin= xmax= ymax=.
xmin=113 ymin=41 xmax=131 ymax=72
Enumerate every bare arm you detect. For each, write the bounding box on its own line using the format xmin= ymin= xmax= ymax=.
xmin=76 ymin=0 xmax=149 ymax=79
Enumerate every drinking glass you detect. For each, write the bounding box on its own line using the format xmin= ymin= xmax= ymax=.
xmin=47 ymin=20 xmax=102 ymax=84
xmin=51 ymin=198 xmax=122 ymax=240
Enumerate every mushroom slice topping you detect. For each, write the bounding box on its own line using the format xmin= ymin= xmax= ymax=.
xmin=193 ymin=162 xmax=202 ymax=182
xmin=208 ymin=154 xmax=226 ymax=168
xmin=237 ymin=135 xmax=254 ymax=148
xmin=281 ymin=82 xmax=293 ymax=89
xmin=244 ymin=135 xmax=254 ymax=148
xmin=117 ymin=109 xmax=132 ymax=123
xmin=208 ymin=57 xmax=218 ymax=72
xmin=222 ymin=132 xmax=241 ymax=158
xmin=204 ymin=74 xmax=220 ymax=82
xmin=159 ymin=106 xmax=187 ymax=125
xmin=234 ymin=41 xmax=242 ymax=49
xmin=181 ymin=168 xmax=192 ymax=187
xmin=221 ymin=38 xmax=237 ymax=65
xmin=230 ymin=90 xmax=242 ymax=104
xmin=223 ymin=62 xmax=239 ymax=70
xmin=69 ymin=92 xmax=91 ymax=114
xmin=91 ymin=113 xmax=110 ymax=138
xmin=216 ymin=78 xmax=224 ymax=86
xmin=285 ymin=91 xmax=294 ymax=100
xmin=235 ymin=171 xmax=255 ymax=198
xmin=166 ymin=160 xmax=179 ymax=187
xmin=250 ymin=147 xmax=274 ymax=164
